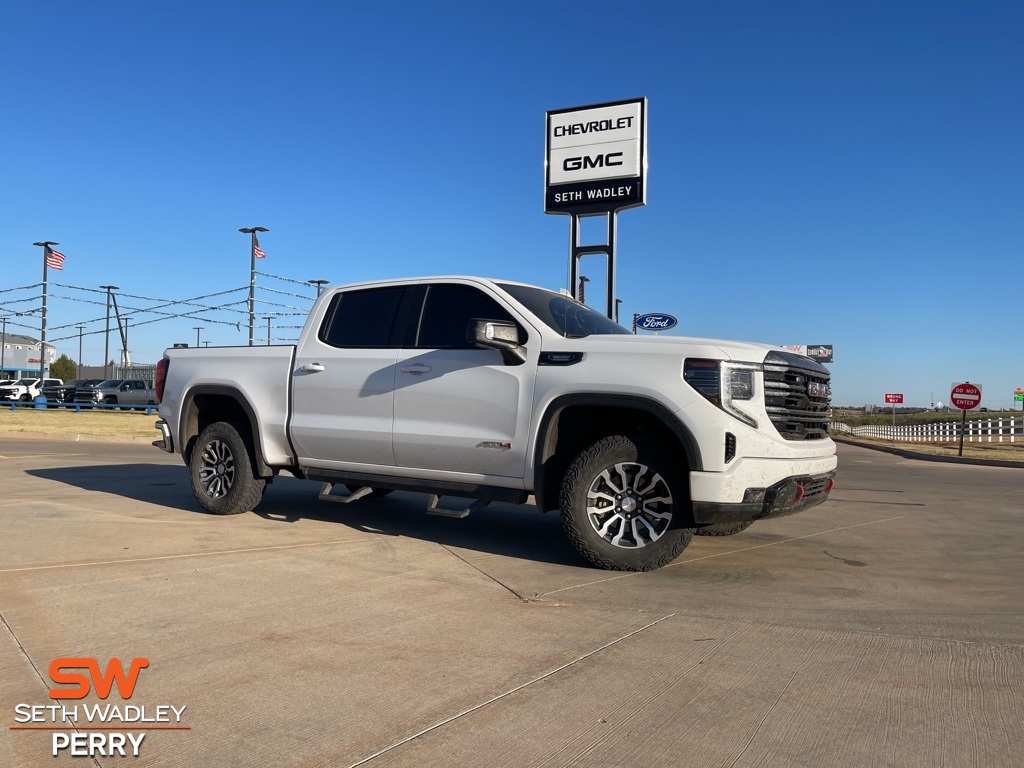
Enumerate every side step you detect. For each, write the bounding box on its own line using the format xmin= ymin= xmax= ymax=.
xmin=426 ymin=495 xmax=490 ymax=519
xmin=318 ymin=483 xmax=375 ymax=504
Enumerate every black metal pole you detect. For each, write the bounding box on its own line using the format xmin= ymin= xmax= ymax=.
xmin=605 ymin=211 xmax=616 ymax=319
xmin=76 ymin=326 xmax=84 ymax=379
xmin=959 ymin=408 xmax=966 ymax=457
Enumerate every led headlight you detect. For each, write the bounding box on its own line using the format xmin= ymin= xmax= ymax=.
xmin=683 ymin=358 xmax=760 ymax=428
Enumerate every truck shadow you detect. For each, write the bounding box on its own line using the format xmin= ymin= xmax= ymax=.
xmin=27 ymin=464 xmax=201 ymax=512
xmin=25 ymin=465 xmax=582 ymax=568
xmin=256 ymin=480 xmax=582 ymax=567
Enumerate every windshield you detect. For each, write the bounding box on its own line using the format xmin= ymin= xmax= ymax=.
xmin=15 ymin=379 xmax=38 ymax=386
xmin=498 ymin=283 xmax=631 ymax=338
xmin=96 ymin=380 xmax=121 ymax=388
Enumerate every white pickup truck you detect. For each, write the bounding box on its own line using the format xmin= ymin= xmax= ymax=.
xmin=154 ymin=276 xmax=837 ymax=571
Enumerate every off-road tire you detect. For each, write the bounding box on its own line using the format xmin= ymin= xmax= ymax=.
xmin=695 ymin=521 xmax=754 ymax=537
xmin=560 ymin=435 xmax=693 ymax=571
xmin=189 ymin=421 xmax=266 ymax=515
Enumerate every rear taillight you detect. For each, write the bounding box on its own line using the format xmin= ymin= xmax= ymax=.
xmin=155 ymin=359 xmax=168 ymax=403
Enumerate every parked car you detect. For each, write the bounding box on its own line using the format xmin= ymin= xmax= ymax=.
xmin=0 ymin=378 xmax=63 ymax=401
xmin=74 ymin=379 xmax=158 ymax=409
xmin=43 ymin=379 xmax=105 ymax=406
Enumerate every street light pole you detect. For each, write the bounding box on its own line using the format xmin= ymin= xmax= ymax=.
xmin=76 ymin=326 xmax=84 ymax=379
xmin=1 ymin=317 xmax=7 ymax=377
xmin=239 ymin=227 xmax=269 ymax=347
xmin=578 ymin=275 xmax=590 ymax=303
xmin=309 ymin=279 xmax=328 ymax=297
xmin=33 ymin=241 xmax=58 ymax=380
xmin=194 ymin=326 xmax=204 ymax=348
xmin=263 ymin=316 xmax=272 ymax=345
xmin=99 ymin=285 xmax=119 ymax=380
xmin=614 ymin=298 xmax=622 ymax=324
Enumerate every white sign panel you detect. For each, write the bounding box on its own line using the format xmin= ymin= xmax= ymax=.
xmin=545 ymin=98 xmax=647 ymax=214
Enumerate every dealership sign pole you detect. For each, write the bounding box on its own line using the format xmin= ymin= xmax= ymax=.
xmin=545 ymin=98 xmax=647 ymax=319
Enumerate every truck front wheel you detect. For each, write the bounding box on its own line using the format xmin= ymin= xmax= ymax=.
xmin=189 ymin=422 xmax=266 ymax=515
xmin=560 ymin=435 xmax=693 ymax=571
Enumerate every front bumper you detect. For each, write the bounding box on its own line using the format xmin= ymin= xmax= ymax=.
xmin=689 ymin=454 xmax=837 ymax=525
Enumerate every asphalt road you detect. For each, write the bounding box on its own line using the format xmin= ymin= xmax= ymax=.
xmin=1 ymin=439 xmax=1021 ymax=767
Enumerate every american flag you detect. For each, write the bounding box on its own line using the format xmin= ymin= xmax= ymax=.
xmin=254 ymin=237 xmax=266 ymax=259
xmin=46 ymin=248 xmax=66 ymax=270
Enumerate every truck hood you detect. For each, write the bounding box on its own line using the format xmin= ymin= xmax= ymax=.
xmin=548 ymin=333 xmax=789 ymax=363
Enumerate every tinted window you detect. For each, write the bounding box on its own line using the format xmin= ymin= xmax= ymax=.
xmin=498 ymin=283 xmax=630 ymax=338
xmin=320 ymin=287 xmax=406 ymax=348
xmin=414 ymin=284 xmax=520 ymax=349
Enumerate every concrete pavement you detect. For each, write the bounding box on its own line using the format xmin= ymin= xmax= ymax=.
xmin=1 ymin=439 xmax=1021 ymax=766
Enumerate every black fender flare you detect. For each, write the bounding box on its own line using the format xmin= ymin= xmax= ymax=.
xmin=178 ymin=385 xmax=274 ymax=478
xmin=531 ymin=393 xmax=703 ymax=513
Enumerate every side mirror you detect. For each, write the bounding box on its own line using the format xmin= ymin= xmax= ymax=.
xmin=466 ymin=319 xmax=526 ymax=366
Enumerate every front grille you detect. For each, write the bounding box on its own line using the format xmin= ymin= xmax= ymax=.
xmin=763 ymin=351 xmax=831 ymax=440
xmin=74 ymin=391 xmax=101 ymax=403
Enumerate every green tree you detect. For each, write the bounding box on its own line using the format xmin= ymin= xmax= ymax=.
xmin=50 ymin=354 xmax=77 ymax=381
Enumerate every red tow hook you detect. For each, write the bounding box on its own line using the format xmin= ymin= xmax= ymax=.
xmin=794 ymin=484 xmax=805 ymax=503
xmin=826 ymin=477 xmax=835 ymax=493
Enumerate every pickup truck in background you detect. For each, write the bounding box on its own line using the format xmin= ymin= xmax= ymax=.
xmin=75 ymin=379 xmax=157 ymax=409
xmin=1 ymin=378 xmax=63 ymax=401
xmin=154 ymin=276 xmax=837 ymax=571
xmin=43 ymin=378 xmax=104 ymax=406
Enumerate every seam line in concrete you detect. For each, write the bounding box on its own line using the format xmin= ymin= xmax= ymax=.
xmin=0 ymin=538 xmax=372 ymax=573
xmin=343 ymin=613 xmax=676 ymax=768
xmin=726 ymin=638 xmax=819 ymax=767
xmin=539 ymin=516 xmax=907 ymax=597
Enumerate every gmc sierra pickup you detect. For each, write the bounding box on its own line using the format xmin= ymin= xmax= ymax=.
xmin=154 ymin=276 xmax=836 ymax=571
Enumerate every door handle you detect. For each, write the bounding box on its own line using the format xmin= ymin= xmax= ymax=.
xmin=400 ymin=365 xmax=431 ymax=375
xmin=299 ymin=363 xmax=326 ymax=373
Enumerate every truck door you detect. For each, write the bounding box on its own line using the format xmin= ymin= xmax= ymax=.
xmin=290 ymin=285 xmax=409 ymax=469
xmin=392 ymin=283 xmax=537 ymax=483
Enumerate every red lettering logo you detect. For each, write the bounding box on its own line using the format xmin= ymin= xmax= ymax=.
xmin=48 ymin=658 xmax=149 ymax=699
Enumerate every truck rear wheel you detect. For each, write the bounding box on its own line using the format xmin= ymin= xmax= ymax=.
xmin=189 ymin=422 xmax=266 ymax=515
xmin=560 ymin=435 xmax=693 ymax=571
xmin=695 ymin=521 xmax=753 ymax=536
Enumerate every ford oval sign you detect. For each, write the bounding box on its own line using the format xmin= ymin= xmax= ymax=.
xmin=635 ymin=313 xmax=678 ymax=331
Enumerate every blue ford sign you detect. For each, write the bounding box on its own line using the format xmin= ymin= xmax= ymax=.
xmin=636 ymin=313 xmax=678 ymax=331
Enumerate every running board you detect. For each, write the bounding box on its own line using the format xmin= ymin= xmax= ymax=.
xmin=318 ymin=483 xmax=374 ymax=504
xmin=427 ymin=495 xmax=490 ymax=519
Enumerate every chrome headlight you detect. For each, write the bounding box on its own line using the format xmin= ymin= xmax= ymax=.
xmin=683 ymin=358 xmax=760 ymax=428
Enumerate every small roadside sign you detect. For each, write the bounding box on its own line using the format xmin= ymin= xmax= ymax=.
xmin=950 ymin=382 xmax=982 ymax=411
xmin=884 ymin=393 xmax=903 ymax=404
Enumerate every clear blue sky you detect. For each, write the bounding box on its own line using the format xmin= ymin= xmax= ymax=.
xmin=1 ymin=1 xmax=1021 ymax=408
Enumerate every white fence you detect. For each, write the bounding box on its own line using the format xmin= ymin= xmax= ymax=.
xmin=831 ymin=417 xmax=1024 ymax=443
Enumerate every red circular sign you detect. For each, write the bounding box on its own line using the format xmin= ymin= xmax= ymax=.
xmin=950 ymin=383 xmax=981 ymax=410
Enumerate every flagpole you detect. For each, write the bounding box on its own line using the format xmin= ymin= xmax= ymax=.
xmin=239 ymin=226 xmax=268 ymax=347
xmin=33 ymin=241 xmax=58 ymax=382
xmin=249 ymin=232 xmax=255 ymax=347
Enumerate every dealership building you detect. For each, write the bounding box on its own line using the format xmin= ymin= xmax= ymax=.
xmin=0 ymin=334 xmax=57 ymax=379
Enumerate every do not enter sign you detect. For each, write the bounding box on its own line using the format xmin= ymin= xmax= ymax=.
xmin=950 ymin=382 xmax=982 ymax=411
